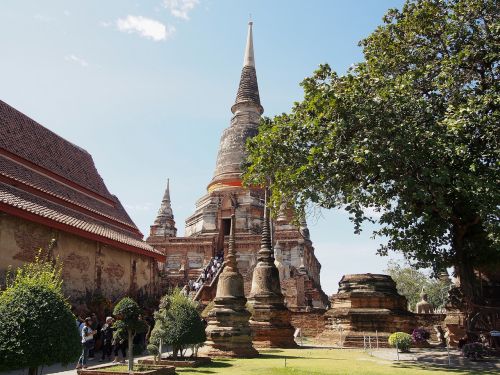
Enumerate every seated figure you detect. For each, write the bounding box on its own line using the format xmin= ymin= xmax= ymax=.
xmin=416 ymin=289 xmax=434 ymax=314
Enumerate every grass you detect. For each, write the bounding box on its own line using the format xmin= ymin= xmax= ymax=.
xmin=98 ymin=364 xmax=153 ymax=372
xmin=97 ymin=365 xmax=129 ymax=372
xmin=172 ymin=348 xmax=495 ymax=375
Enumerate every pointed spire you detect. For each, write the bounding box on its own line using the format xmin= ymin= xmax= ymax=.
xmin=232 ymin=21 xmax=263 ymax=115
xmin=243 ymin=22 xmax=255 ymax=67
xmin=225 ymin=214 xmax=238 ymax=270
xmin=258 ymin=190 xmax=273 ymax=261
xmin=151 ymin=178 xmax=177 ymax=237
xmin=163 ymin=178 xmax=171 ymax=202
xmin=208 ymin=21 xmax=263 ymax=192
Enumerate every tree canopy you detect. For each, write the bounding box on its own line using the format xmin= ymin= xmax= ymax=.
xmin=244 ymin=0 xmax=499 ymax=305
xmin=385 ymin=260 xmax=452 ymax=311
xmin=0 ymin=254 xmax=80 ymax=374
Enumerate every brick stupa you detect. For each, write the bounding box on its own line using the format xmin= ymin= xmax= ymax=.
xmin=199 ymin=214 xmax=258 ymax=357
xmin=248 ymin=201 xmax=297 ymax=348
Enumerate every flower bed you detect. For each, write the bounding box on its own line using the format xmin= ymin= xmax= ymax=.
xmin=77 ymin=363 xmax=175 ymax=375
xmin=411 ymin=327 xmax=431 ymax=348
xmin=138 ymin=355 xmax=212 ymax=368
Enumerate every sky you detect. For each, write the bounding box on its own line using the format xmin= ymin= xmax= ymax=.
xmin=0 ymin=0 xmax=408 ymax=295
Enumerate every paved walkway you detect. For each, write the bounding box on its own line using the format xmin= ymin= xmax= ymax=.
xmin=368 ymin=347 xmax=500 ymax=372
xmin=2 ymin=356 xmax=150 ymax=375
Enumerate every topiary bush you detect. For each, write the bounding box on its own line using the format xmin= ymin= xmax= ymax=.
xmin=150 ymin=288 xmax=206 ymax=359
xmin=113 ymin=297 xmax=148 ymax=372
xmin=388 ymin=332 xmax=412 ymax=352
xmin=0 ymin=254 xmax=80 ymax=375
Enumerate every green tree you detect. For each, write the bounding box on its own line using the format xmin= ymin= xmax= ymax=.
xmin=113 ymin=297 xmax=147 ymax=372
xmin=244 ymin=0 xmax=499 ymax=310
xmin=149 ymin=289 xmax=206 ymax=359
xmin=0 ymin=254 xmax=80 ymax=375
xmin=385 ymin=260 xmax=452 ymax=311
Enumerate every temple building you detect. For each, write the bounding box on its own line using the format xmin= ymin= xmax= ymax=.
xmin=0 ymin=100 xmax=164 ymax=305
xmin=147 ymin=22 xmax=327 ymax=310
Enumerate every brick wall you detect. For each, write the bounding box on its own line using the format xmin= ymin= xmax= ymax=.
xmin=290 ymin=309 xmax=327 ymax=337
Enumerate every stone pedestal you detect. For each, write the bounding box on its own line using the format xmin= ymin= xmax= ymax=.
xmin=248 ymin=206 xmax=297 ymax=348
xmin=199 ymin=215 xmax=258 ymax=358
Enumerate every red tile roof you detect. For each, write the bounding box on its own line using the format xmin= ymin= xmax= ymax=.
xmin=0 ymin=100 xmax=164 ymax=261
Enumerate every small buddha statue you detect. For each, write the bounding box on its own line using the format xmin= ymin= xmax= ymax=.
xmin=274 ymin=242 xmax=290 ymax=281
xmin=416 ymin=289 xmax=434 ymax=314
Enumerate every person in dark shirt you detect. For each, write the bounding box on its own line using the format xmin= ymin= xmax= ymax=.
xmin=100 ymin=317 xmax=114 ymax=362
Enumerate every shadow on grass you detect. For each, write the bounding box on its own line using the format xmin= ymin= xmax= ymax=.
xmin=392 ymin=361 xmax=500 ymax=375
xmin=175 ymin=361 xmax=233 ymax=374
xmin=257 ymin=353 xmax=345 ymax=361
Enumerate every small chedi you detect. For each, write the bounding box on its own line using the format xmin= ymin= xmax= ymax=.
xmin=321 ymin=274 xmax=417 ymax=347
xmin=416 ymin=289 xmax=434 ymax=314
xmin=199 ymin=215 xmax=258 ymax=358
xmin=248 ymin=204 xmax=297 ymax=348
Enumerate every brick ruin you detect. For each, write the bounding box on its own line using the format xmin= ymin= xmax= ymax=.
xmin=147 ymin=22 xmax=327 ymax=311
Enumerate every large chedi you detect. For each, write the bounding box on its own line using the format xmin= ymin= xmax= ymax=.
xmin=147 ymin=22 xmax=327 ymax=311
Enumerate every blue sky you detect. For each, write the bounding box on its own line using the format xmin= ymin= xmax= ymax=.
xmin=0 ymin=0 xmax=407 ymax=295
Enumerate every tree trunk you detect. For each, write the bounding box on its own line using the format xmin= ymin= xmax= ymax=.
xmin=452 ymin=224 xmax=479 ymax=307
xmin=172 ymin=346 xmax=178 ymax=360
xmin=28 ymin=367 xmax=37 ymax=375
xmin=128 ymin=330 xmax=134 ymax=372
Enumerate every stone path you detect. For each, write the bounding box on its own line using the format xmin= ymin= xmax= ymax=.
xmin=368 ymin=347 xmax=500 ymax=372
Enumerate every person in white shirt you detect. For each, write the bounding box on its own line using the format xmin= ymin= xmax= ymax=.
xmin=76 ymin=317 xmax=97 ymax=369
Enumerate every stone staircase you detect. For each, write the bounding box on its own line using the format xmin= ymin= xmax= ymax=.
xmin=181 ymin=256 xmax=224 ymax=308
xmin=316 ymin=330 xmax=391 ymax=348
xmin=341 ymin=333 xmax=391 ymax=348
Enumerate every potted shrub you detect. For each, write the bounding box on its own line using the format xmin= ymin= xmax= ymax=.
xmin=411 ymin=327 xmax=431 ymax=348
xmin=388 ymin=332 xmax=412 ymax=352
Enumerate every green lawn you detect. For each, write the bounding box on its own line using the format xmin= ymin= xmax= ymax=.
xmin=173 ymin=348 xmax=493 ymax=375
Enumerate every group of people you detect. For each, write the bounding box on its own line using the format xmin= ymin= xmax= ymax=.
xmin=75 ymin=313 xmax=151 ymax=369
xmin=185 ymin=254 xmax=224 ymax=294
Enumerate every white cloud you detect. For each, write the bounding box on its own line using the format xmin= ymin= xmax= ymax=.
xmin=116 ymin=15 xmax=175 ymax=41
xmin=163 ymin=0 xmax=199 ymax=20
xmin=64 ymin=54 xmax=89 ymax=67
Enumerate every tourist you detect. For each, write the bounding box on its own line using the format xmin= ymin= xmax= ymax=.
xmin=112 ymin=327 xmax=127 ymax=363
xmin=76 ymin=317 xmax=97 ymax=369
xmin=89 ymin=312 xmax=100 ymax=359
xmin=100 ymin=317 xmax=114 ymax=362
xmin=76 ymin=316 xmax=84 ymax=335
